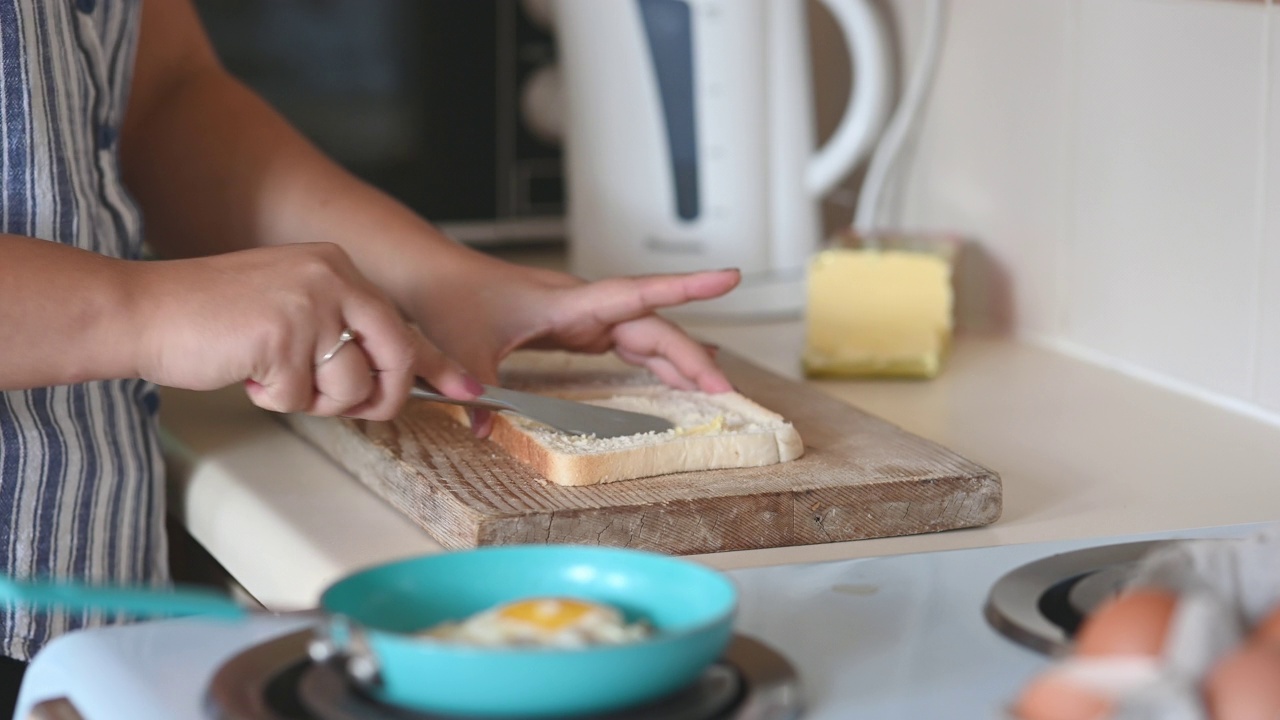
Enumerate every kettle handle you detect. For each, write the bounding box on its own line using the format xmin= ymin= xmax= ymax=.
xmin=806 ymin=0 xmax=893 ymax=197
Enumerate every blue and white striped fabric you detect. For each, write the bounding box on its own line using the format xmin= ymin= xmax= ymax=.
xmin=0 ymin=0 xmax=167 ymax=660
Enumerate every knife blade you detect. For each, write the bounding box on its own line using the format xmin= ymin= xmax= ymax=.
xmin=409 ymin=384 xmax=675 ymax=439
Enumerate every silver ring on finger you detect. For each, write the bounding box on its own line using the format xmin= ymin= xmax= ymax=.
xmin=317 ymin=328 xmax=357 ymax=366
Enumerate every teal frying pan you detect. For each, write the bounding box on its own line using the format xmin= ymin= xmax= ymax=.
xmin=0 ymin=545 xmax=738 ymax=718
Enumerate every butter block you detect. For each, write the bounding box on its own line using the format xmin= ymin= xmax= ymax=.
xmin=802 ymin=248 xmax=954 ymax=378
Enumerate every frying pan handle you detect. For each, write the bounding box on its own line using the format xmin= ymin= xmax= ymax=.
xmin=309 ymin=614 xmax=383 ymax=689
xmin=0 ymin=575 xmax=247 ymax=620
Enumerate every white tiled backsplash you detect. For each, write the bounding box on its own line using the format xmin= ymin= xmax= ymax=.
xmin=850 ymin=0 xmax=1279 ymax=420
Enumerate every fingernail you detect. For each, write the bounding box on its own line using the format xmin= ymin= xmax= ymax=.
xmin=463 ymin=375 xmax=485 ymax=397
xmin=467 ymin=408 xmax=493 ymax=438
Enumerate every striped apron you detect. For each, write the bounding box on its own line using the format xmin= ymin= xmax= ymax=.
xmin=0 ymin=0 xmax=167 ymax=660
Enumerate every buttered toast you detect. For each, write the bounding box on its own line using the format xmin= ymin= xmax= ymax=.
xmin=437 ymin=352 xmax=804 ymax=486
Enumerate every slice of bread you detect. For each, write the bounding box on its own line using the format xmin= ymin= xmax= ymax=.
xmin=436 ymin=352 xmax=804 ymax=487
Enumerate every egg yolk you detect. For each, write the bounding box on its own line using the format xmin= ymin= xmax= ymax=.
xmin=495 ymin=598 xmax=602 ymax=632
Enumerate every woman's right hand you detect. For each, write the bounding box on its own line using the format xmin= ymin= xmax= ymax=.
xmin=128 ymin=242 xmax=478 ymax=420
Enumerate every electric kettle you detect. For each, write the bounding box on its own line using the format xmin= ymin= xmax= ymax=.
xmin=554 ymin=0 xmax=892 ymax=316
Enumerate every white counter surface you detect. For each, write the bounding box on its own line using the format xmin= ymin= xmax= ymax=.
xmin=162 ymin=321 xmax=1280 ymax=610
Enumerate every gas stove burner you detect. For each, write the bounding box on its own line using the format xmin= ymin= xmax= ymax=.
xmin=983 ymin=540 xmax=1172 ymax=656
xmin=297 ymin=661 xmax=740 ymax=720
xmin=208 ymin=630 xmax=803 ymax=720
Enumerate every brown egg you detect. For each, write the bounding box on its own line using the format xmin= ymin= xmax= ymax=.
xmin=1250 ymin=604 xmax=1280 ymax=647
xmin=1013 ymin=671 xmax=1113 ymax=720
xmin=1074 ymin=589 xmax=1179 ymax=658
xmin=1204 ymin=644 xmax=1280 ymax=720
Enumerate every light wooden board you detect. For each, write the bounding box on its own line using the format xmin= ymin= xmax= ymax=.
xmin=284 ymin=352 xmax=1001 ymax=555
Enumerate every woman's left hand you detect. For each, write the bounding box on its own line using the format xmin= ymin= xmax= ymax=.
xmin=409 ymin=264 xmax=740 ymax=396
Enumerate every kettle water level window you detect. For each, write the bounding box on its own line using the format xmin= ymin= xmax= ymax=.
xmin=638 ymin=0 xmax=701 ymax=222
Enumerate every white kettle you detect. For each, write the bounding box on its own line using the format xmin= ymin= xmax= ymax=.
xmin=554 ymin=0 xmax=892 ymax=316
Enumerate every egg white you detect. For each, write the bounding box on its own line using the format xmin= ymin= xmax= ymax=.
xmin=421 ymin=597 xmax=651 ymax=649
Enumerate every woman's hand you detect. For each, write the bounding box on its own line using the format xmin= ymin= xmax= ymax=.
xmin=129 ymin=242 xmax=479 ymax=420
xmin=408 ymin=262 xmax=741 ymax=394
xmin=118 ymin=0 xmax=738 ymax=414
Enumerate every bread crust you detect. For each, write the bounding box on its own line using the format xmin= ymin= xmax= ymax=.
xmin=439 ymin=390 xmax=804 ymax=486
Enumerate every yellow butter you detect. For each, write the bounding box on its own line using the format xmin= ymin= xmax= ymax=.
xmin=802 ymin=249 xmax=954 ymax=379
xmin=675 ymin=415 xmax=726 ymax=436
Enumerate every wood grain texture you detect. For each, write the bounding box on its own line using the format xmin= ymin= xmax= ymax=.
xmin=283 ymin=352 xmax=1002 ymax=555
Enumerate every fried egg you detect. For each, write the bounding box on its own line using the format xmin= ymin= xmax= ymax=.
xmin=421 ymin=597 xmax=652 ymax=649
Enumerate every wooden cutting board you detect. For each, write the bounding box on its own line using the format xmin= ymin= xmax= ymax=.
xmin=284 ymin=352 xmax=1001 ymax=555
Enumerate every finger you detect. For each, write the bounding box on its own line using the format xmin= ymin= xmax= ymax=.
xmin=561 ymin=269 xmax=741 ymax=328
xmin=309 ymin=332 xmax=376 ymax=417
xmin=614 ymin=349 xmax=697 ymax=391
xmin=467 ymin=407 xmax=495 ymax=439
xmin=412 ymin=331 xmax=484 ymax=401
xmin=613 ymin=317 xmax=734 ymax=393
xmin=681 ymin=268 xmax=741 ymax=298
xmin=335 ymin=298 xmax=418 ymax=421
xmin=445 ymin=344 xmax=501 ymax=387
xmin=244 ymin=342 xmax=314 ymax=414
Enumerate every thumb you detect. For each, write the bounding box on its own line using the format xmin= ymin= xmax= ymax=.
xmin=411 ymin=333 xmax=481 ymax=401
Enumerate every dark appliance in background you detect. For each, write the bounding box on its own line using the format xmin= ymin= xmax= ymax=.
xmin=194 ymin=0 xmax=564 ymax=246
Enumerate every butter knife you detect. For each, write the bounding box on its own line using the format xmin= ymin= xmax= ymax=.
xmin=409 ymin=384 xmax=675 ymax=439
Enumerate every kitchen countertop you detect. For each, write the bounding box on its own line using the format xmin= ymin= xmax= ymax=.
xmin=162 ymin=313 xmax=1280 ymax=610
